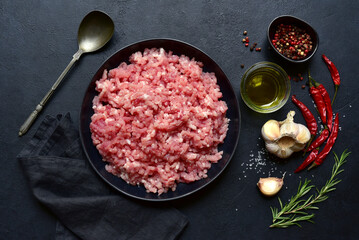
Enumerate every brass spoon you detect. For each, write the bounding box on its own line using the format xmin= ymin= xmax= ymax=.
xmin=19 ymin=11 xmax=114 ymax=136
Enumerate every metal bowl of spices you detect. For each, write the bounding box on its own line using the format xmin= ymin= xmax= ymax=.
xmin=267 ymin=15 xmax=319 ymax=63
xmin=240 ymin=62 xmax=290 ymax=113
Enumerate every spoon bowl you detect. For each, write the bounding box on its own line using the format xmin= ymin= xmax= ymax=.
xmin=78 ymin=11 xmax=115 ymax=53
xmin=19 ymin=10 xmax=114 ymax=136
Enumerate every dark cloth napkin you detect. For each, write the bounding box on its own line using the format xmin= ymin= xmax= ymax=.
xmin=17 ymin=113 xmax=188 ymax=240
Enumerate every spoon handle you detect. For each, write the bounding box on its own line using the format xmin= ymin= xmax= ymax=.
xmin=18 ymin=49 xmax=83 ymax=136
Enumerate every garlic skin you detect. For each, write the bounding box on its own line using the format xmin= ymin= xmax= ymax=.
xmin=261 ymin=111 xmax=311 ymax=158
xmin=257 ymin=177 xmax=284 ymax=197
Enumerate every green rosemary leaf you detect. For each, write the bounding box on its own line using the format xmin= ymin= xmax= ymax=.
xmin=278 ymin=197 xmax=283 ymax=209
xmin=314 ymin=195 xmax=329 ymax=203
xmin=330 ymin=179 xmax=342 ymax=186
xmin=302 ymin=195 xmax=313 ymax=206
xmin=269 ymin=150 xmax=350 ymax=228
xmin=306 ymin=206 xmax=319 ymax=210
xmin=297 ymin=180 xmax=303 ymax=192
xmin=293 ymin=211 xmax=309 ymax=215
xmin=295 ymin=213 xmax=315 ymax=222
xmin=300 ymin=187 xmax=313 ymax=197
xmin=274 ymin=216 xmax=291 ymax=221
xmin=270 ymin=207 xmax=277 ymax=220
xmin=293 ymin=222 xmax=302 ymax=228
xmin=325 ymin=187 xmax=337 ymax=194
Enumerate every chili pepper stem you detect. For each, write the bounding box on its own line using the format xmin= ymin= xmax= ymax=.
xmin=307 ymin=162 xmax=317 ymax=171
xmin=331 ymin=85 xmax=338 ymax=106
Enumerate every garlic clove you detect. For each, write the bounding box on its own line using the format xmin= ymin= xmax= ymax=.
xmin=257 ymin=176 xmax=284 ymax=197
xmin=279 ymin=111 xmax=299 ymax=137
xmin=290 ymin=142 xmax=306 ymax=152
xmin=265 ymin=142 xmax=280 ymax=154
xmin=278 ymin=147 xmax=294 ymax=159
xmin=261 ymin=120 xmax=280 ymax=141
xmin=295 ymin=124 xmax=311 ymax=144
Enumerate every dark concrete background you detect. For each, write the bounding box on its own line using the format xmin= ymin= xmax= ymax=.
xmin=1 ymin=0 xmax=359 ymax=239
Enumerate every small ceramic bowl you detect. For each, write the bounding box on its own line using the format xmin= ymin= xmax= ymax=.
xmin=240 ymin=62 xmax=290 ymax=113
xmin=267 ymin=15 xmax=319 ymax=63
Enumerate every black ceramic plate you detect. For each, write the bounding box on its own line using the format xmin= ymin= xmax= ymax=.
xmin=80 ymin=39 xmax=240 ymax=201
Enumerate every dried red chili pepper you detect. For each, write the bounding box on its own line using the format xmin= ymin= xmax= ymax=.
xmin=294 ymin=149 xmax=319 ymax=173
xmin=308 ymin=74 xmax=327 ymax=125
xmin=317 ymin=84 xmax=333 ymax=131
xmin=309 ymin=113 xmax=339 ymax=169
xmin=308 ymin=71 xmax=334 ymax=131
xmin=322 ymin=54 xmax=340 ymax=105
xmin=306 ymin=129 xmax=330 ymax=152
xmin=291 ymin=95 xmax=317 ymax=135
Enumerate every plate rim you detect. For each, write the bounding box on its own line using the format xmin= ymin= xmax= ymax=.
xmin=79 ymin=38 xmax=241 ymax=201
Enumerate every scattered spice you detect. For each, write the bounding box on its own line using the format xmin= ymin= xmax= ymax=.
xmin=240 ymin=31 xmax=260 ymax=52
xmin=272 ymin=24 xmax=313 ymax=60
xmin=239 ymin=146 xmax=282 ymax=181
xmin=240 ymin=64 xmax=244 ymax=68
xmin=301 ymin=85 xmax=306 ymax=89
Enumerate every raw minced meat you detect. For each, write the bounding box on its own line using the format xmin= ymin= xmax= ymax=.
xmin=90 ymin=48 xmax=229 ymax=195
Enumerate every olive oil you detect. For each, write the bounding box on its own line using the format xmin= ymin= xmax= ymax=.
xmin=244 ymin=69 xmax=284 ymax=108
xmin=240 ymin=62 xmax=290 ymax=113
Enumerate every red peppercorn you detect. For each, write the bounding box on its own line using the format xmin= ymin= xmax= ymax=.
xmin=272 ymin=24 xmax=312 ymax=60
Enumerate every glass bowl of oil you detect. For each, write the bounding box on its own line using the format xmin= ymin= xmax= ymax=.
xmin=240 ymin=62 xmax=290 ymax=113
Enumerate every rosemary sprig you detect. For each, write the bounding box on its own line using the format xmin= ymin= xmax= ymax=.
xmin=270 ymin=149 xmax=350 ymax=228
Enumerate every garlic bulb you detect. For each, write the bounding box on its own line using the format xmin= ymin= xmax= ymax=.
xmin=261 ymin=111 xmax=311 ymax=158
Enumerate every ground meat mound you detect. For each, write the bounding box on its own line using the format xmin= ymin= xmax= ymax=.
xmin=90 ymin=48 xmax=229 ymax=195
